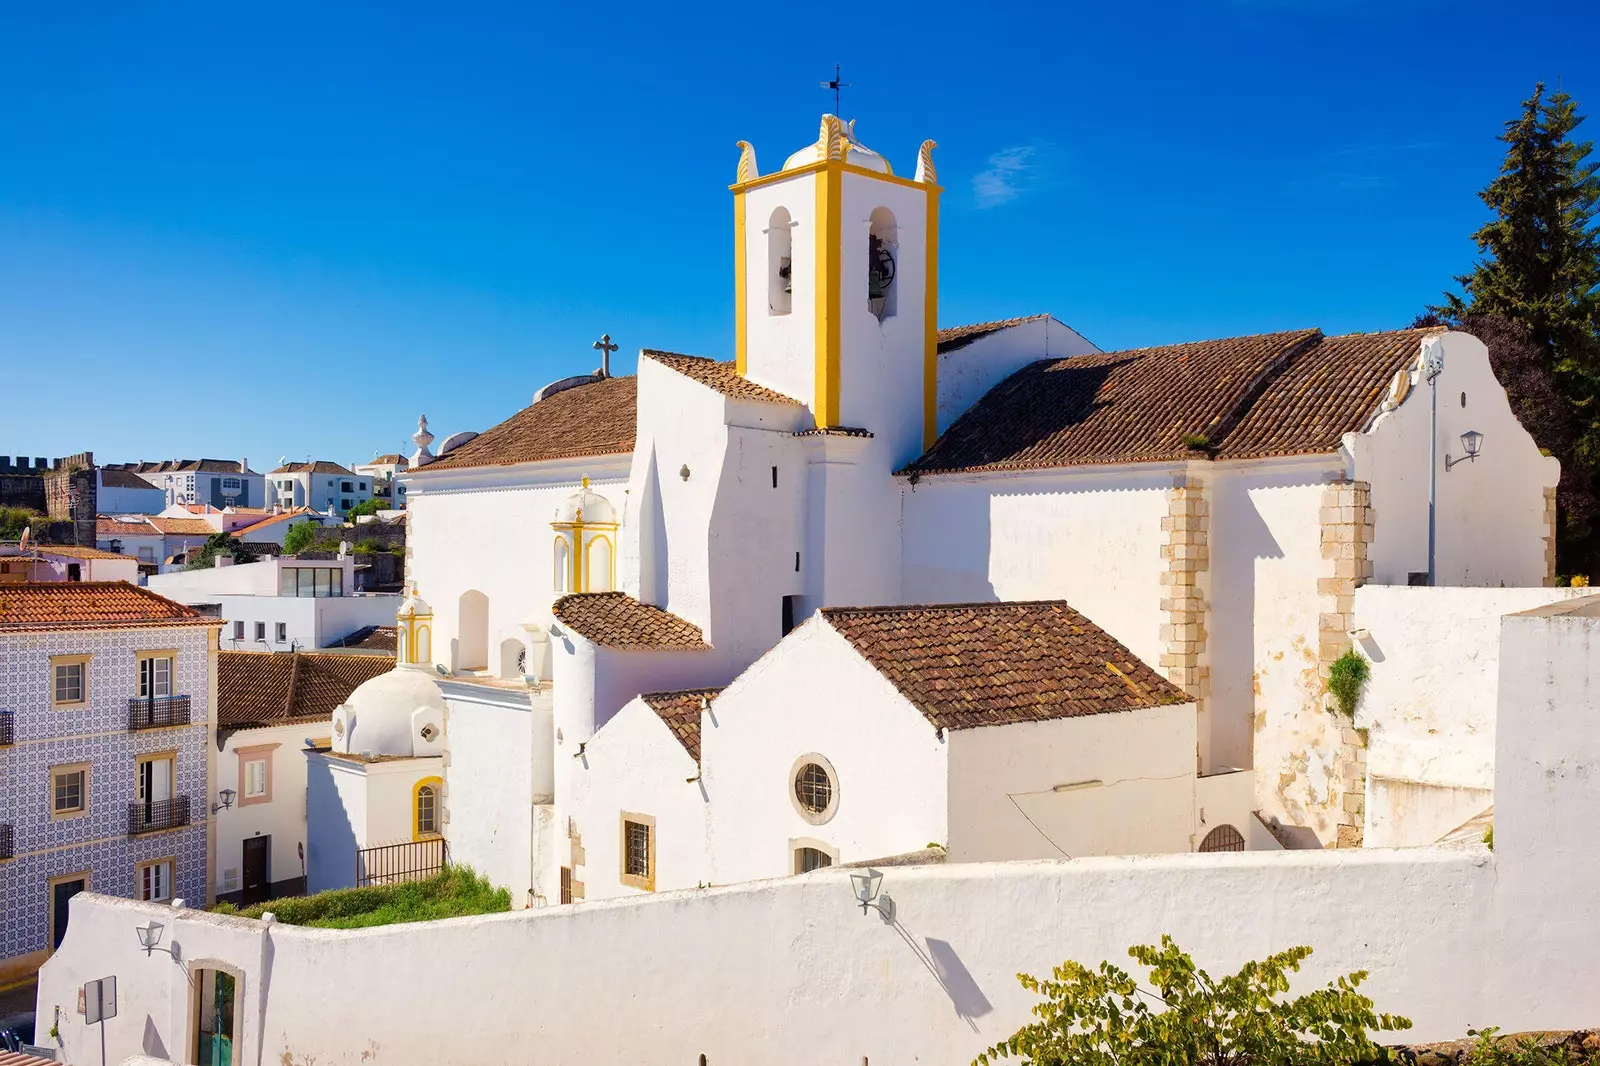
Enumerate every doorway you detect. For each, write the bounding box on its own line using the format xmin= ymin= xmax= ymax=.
xmin=191 ymin=968 xmax=238 ymax=1066
xmin=242 ymin=836 xmax=270 ymax=905
xmin=49 ymin=873 xmax=89 ymax=951
xmin=136 ymin=753 xmax=175 ymax=830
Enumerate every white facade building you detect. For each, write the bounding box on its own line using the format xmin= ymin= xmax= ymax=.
xmin=146 ymin=556 xmax=400 ymax=651
xmin=353 ymin=454 xmax=409 ymax=509
xmin=268 ymin=461 xmax=373 ymax=516
xmin=104 ymin=459 xmax=265 ymax=510
xmin=96 ymin=467 xmax=165 ymax=514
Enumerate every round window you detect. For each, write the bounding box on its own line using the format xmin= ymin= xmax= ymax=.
xmin=790 ymin=754 xmax=839 ymax=825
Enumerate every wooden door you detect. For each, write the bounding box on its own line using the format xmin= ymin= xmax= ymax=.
xmin=242 ymin=836 xmax=270 ymax=905
xmin=51 ymin=876 xmax=87 ymax=949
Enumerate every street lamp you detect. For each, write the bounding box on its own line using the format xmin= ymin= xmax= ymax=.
xmin=211 ymin=788 xmax=236 ymax=814
xmin=1446 ymin=430 xmax=1485 ymax=471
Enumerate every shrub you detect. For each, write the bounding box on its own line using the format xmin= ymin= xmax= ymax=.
xmin=1328 ymin=648 xmax=1371 ymax=719
xmin=976 ymin=937 xmax=1410 ymax=1066
xmin=1467 ymin=1027 xmax=1587 ymax=1065
xmin=212 ymin=866 xmax=508 ymax=929
xmin=0 ymin=507 xmax=47 ymax=540
xmin=282 ymin=521 xmax=319 ymax=555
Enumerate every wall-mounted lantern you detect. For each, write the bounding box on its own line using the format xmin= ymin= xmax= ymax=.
xmin=1446 ymin=430 xmax=1485 ymax=471
xmin=211 ymin=788 xmax=236 ymax=814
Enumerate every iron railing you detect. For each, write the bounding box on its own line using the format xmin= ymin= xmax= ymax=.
xmin=356 ymin=837 xmax=448 ymax=887
xmin=0 ymin=710 xmax=12 ymax=746
xmin=128 ymin=796 xmax=190 ymax=836
xmin=0 ymin=823 xmax=12 ymax=861
xmin=128 ymin=695 xmax=191 ymax=731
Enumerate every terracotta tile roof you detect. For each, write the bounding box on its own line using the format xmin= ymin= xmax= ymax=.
xmin=98 ymin=516 xmax=159 ymax=537
xmin=936 ymin=314 xmax=1052 ymax=354
xmin=326 ymin=625 xmax=398 ymax=652
xmin=217 ymin=650 xmax=396 ymax=729
xmin=145 ymin=517 xmax=218 ymax=536
xmin=1214 ymin=329 xmax=1430 ymax=460
xmin=367 ymin=454 xmax=407 ymax=465
xmin=231 ymin=508 xmax=318 ymax=536
xmin=642 ymin=351 xmax=805 ymax=405
xmin=0 ymin=582 xmax=219 ymax=632
xmin=552 ymin=592 xmax=709 ymax=650
xmin=271 ymin=460 xmax=356 ymax=476
xmin=820 ymin=601 xmax=1189 ymax=731
xmin=106 ymin=459 xmax=253 ymax=474
xmin=641 ymin=687 xmax=722 ymax=761
xmin=422 ymin=375 xmax=638 ymax=472
xmin=33 ymin=545 xmax=139 ymax=561
xmin=905 ymin=328 xmax=1429 ymax=476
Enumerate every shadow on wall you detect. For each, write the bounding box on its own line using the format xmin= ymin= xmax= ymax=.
xmin=890 ymin=919 xmax=994 ymax=1031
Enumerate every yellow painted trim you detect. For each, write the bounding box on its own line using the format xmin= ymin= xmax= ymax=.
xmin=413 ymin=776 xmax=443 ymax=840
xmin=840 ymin=162 xmax=942 ymax=193
xmin=50 ymin=653 xmax=91 ymax=709
xmin=730 ymin=160 xmax=827 ymax=192
xmin=552 ymin=534 xmax=572 ymax=595
xmin=814 ymin=161 xmax=842 ymax=426
xmin=618 ymin=810 xmax=656 ymax=892
xmin=734 ymin=190 xmax=748 ymax=375
xmin=924 ymin=185 xmax=941 ymax=448
xmin=49 ymin=762 xmax=91 ymax=820
xmin=584 ymin=531 xmax=616 ymax=593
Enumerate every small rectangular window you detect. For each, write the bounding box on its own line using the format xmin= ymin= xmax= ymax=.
xmin=619 ymin=812 xmax=655 ymax=891
xmin=233 ymin=620 xmax=245 ymax=641
xmin=254 ymin=622 xmax=266 ymax=641
xmin=341 ymin=481 xmax=353 ymax=493
xmin=52 ymin=655 xmax=89 ymax=706
xmin=771 ymin=466 xmax=778 ymax=488
xmin=244 ymin=758 xmax=268 ymax=798
xmin=52 ymin=765 xmax=88 ymax=816
xmin=275 ymin=622 xmax=287 ymax=643
xmin=137 ymin=859 xmax=174 ymax=902
xmin=138 ymin=654 xmax=174 ymax=699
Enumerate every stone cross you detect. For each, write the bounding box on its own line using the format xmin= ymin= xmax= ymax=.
xmin=593 ymin=334 xmax=619 ymax=378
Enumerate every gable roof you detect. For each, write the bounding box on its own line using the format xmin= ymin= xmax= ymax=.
xmin=641 ymin=351 xmax=805 ymax=405
xmin=231 ymin=508 xmax=320 ymax=536
xmin=272 ymin=460 xmax=356 ymax=476
xmin=98 ymin=516 xmax=159 ymax=537
xmin=936 ymin=315 xmax=1053 ymax=354
xmin=217 ymin=650 xmax=396 ymax=729
xmin=905 ymin=328 xmax=1429 ymax=476
xmin=641 ymin=687 xmax=722 ymax=762
xmin=326 ymin=625 xmax=398 ymax=652
xmin=100 ymin=467 xmax=161 ymax=489
xmin=144 ymin=516 xmax=217 ymax=536
xmin=106 ymin=459 xmax=253 ymax=474
xmin=32 ymin=545 xmax=139 ymax=561
xmin=820 ymin=601 xmax=1188 ymax=731
xmin=0 ymin=582 xmax=218 ymax=632
xmin=422 ymin=375 xmax=638 ymax=472
xmin=552 ymin=592 xmax=709 ymax=650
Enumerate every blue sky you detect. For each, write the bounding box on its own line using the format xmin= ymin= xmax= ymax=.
xmin=1 ymin=1 xmax=1596 ymax=470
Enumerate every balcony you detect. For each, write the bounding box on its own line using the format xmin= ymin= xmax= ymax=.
xmin=128 ymin=796 xmax=191 ymax=836
xmin=0 ymin=709 xmax=12 ymax=746
xmin=0 ymin=823 xmax=12 ymax=860
xmin=128 ymin=696 xmax=191 ymax=731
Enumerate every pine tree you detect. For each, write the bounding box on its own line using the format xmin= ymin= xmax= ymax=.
xmin=1439 ymin=85 xmax=1600 ymax=575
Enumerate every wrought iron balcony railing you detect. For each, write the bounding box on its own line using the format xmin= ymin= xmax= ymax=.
xmin=128 ymin=796 xmax=191 ymax=836
xmin=128 ymin=695 xmax=191 ymax=731
xmin=0 ymin=709 xmax=13 ymax=746
xmin=0 ymin=823 xmax=13 ymax=860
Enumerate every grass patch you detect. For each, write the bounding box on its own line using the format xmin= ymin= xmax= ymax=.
xmin=212 ymin=866 xmax=508 ymax=929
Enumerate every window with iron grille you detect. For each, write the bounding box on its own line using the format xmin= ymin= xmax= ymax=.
xmin=795 ymin=846 xmax=833 ymax=874
xmin=625 ymin=821 xmax=649 ymax=877
xmin=795 ymin=763 xmax=832 ymax=814
xmin=619 ymin=813 xmax=654 ymax=890
xmin=559 ymin=866 xmax=573 ymax=904
xmin=1199 ymin=824 xmax=1246 ymax=853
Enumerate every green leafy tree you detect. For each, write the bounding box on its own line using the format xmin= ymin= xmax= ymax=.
xmin=282 ymin=520 xmax=319 ymax=555
xmin=976 ymin=937 xmax=1410 ymax=1066
xmin=183 ymin=531 xmax=251 ymax=571
xmin=344 ymin=498 xmax=383 ymax=521
xmin=0 ymin=507 xmax=47 ymax=540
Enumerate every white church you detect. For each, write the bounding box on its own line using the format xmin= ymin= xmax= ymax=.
xmin=305 ymin=114 xmax=1558 ymax=906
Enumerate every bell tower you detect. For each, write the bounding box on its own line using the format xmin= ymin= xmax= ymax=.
xmin=732 ymin=118 xmax=942 ymax=460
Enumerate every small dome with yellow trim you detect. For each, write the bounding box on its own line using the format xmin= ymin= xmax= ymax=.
xmin=553 ymin=477 xmax=618 ymax=526
xmin=397 ymin=588 xmax=432 ymax=620
xmin=782 ymin=115 xmax=892 ymax=174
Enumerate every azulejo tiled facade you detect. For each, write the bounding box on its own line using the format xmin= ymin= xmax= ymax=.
xmin=0 ymin=624 xmax=214 ymax=973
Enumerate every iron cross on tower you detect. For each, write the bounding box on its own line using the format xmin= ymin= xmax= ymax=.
xmin=821 ymin=64 xmax=849 ymax=115
xmin=593 ymin=333 xmax=619 ymax=378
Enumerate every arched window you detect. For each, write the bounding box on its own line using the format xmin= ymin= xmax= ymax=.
xmin=867 ymin=207 xmax=898 ymax=321
xmin=767 ymin=207 xmax=793 ymax=316
xmin=414 ymin=778 xmax=442 ymax=839
xmin=586 ymin=535 xmax=613 ymax=594
xmin=554 ymin=536 xmax=571 ymax=594
xmin=457 ymin=590 xmax=489 ymax=672
xmin=1198 ymin=824 xmax=1245 ymax=852
xmin=397 ymin=627 xmax=410 ymax=664
xmin=500 ymin=638 xmax=526 ymax=679
xmin=415 ymin=624 xmax=431 ymax=664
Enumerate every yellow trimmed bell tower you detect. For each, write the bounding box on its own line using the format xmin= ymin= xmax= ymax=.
xmin=732 ymin=118 xmax=941 ymax=459
xmin=396 ymin=588 xmax=433 ymax=667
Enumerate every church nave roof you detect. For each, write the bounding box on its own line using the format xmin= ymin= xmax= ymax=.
xmin=904 ymin=327 xmax=1431 ymax=476
xmin=553 ymin=591 xmax=710 ymax=651
xmin=420 ymin=374 xmax=638 ymax=472
xmin=642 ymin=351 xmax=804 ymax=406
xmin=641 ymin=687 xmax=723 ymax=761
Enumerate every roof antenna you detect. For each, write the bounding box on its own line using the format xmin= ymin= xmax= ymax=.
xmin=820 ymin=63 xmax=849 ymax=116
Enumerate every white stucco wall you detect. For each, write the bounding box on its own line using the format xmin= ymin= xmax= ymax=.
xmin=1352 ymin=584 xmax=1584 ymax=847
xmin=1351 ymin=331 xmax=1559 ymax=588
xmin=216 ymin=724 xmax=318 ymax=898
xmin=901 ymin=468 xmax=1172 ymax=668
xmin=36 ymin=597 xmax=1600 ymax=1066
xmin=566 ymin=695 xmax=706 ymax=900
xmin=365 ymin=757 xmax=443 ymax=848
xmin=945 ymin=704 xmax=1202 ymax=862
xmin=440 ymin=682 xmax=540 ymax=907
xmin=305 ymin=755 xmax=366 ymax=893
xmin=702 ymin=617 xmax=949 ymax=882
xmin=935 ymin=315 xmax=1099 ymax=437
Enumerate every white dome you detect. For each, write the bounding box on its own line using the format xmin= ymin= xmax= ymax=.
xmin=333 ymin=666 xmax=445 ymax=757
xmin=782 ymin=117 xmax=892 ymax=174
xmin=554 ymin=481 xmax=617 ymax=526
xmin=397 ymin=588 xmax=432 ymax=619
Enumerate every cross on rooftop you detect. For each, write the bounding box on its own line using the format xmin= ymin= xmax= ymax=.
xmin=821 ymin=64 xmax=849 ymax=115
xmin=593 ymin=333 xmax=618 ymax=378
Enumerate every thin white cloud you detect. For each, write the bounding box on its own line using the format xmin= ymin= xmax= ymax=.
xmin=972 ymin=143 xmax=1055 ymax=209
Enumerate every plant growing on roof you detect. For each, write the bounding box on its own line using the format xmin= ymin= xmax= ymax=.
xmin=975 ymin=937 xmax=1410 ymax=1066
xmin=1327 ymin=648 xmax=1371 ymax=719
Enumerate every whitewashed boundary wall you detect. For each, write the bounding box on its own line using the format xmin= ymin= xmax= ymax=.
xmin=38 ymin=601 xmax=1600 ymax=1066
